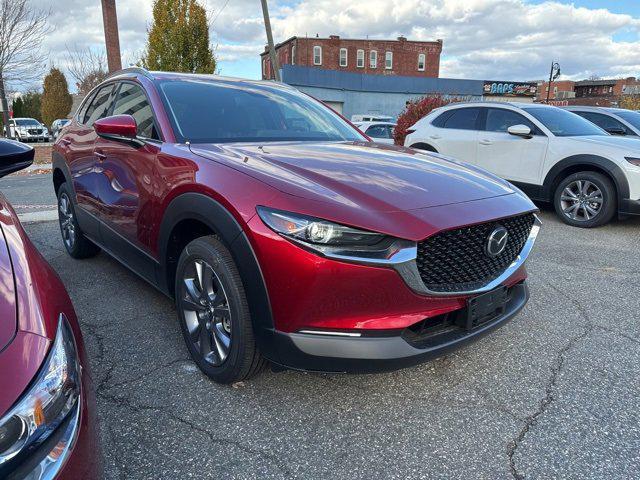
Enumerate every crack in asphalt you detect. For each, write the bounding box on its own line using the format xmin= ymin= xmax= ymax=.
xmin=507 ymin=282 xmax=595 ymax=479
xmin=96 ymin=386 xmax=294 ymax=479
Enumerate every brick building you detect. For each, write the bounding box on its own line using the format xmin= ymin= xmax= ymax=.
xmin=536 ymin=80 xmax=575 ymax=100
xmin=571 ymin=77 xmax=640 ymax=107
xmin=261 ymin=35 xmax=442 ymax=80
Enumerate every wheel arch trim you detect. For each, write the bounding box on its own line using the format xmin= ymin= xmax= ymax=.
xmin=543 ymin=154 xmax=629 ymax=202
xmin=157 ymin=193 xmax=279 ymax=362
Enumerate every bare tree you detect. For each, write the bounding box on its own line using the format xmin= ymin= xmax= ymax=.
xmin=0 ymin=0 xmax=49 ymax=137
xmin=64 ymin=44 xmax=108 ymax=96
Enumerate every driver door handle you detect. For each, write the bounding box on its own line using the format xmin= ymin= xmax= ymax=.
xmin=479 ymin=139 xmax=492 ymax=146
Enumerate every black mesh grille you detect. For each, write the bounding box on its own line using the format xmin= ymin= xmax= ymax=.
xmin=416 ymin=213 xmax=535 ymax=293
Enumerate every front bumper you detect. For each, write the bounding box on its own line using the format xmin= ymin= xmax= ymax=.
xmin=270 ymin=281 xmax=529 ymax=373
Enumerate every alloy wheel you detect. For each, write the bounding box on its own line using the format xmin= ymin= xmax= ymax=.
xmin=559 ymin=180 xmax=603 ymax=222
xmin=181 ymin=259 xmax=232 ymax=366
xmin=59 ymin=193 xmax=76 ymax=250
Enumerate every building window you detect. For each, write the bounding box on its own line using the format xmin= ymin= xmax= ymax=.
xmin=292 ymin=45 xmax=296 ymax=65
xmin=370 ymin=50 xmax=377 ymax=68
xmin=313 ymin=46 xmax=322 ymax=66
xmin=418 ymin=53 xmax=425 ymax=71
xmin=339 ymin=48 xmax=348 ymax=67
xmin=356 ymin=49 xmax=364 ymax=68
xmin=385 ymin=51 xmax=393 ymax=70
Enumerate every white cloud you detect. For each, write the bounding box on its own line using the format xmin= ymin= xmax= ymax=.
xmin=20 ymin=0 xmax=640 ymax=91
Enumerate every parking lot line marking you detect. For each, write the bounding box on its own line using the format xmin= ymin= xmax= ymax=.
xmin=18 ymin=209 xmax=58 ymax=223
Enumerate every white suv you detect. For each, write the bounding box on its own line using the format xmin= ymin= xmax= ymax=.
xmin=405 ymin=102 xmax=640 ymax=227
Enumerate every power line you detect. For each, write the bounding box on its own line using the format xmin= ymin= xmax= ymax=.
xmin=211 ymin=0 xmax=231 ymax=26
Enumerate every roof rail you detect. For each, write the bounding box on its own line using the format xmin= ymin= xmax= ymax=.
xmin=105 ymin=67 xmax=153 ymax=80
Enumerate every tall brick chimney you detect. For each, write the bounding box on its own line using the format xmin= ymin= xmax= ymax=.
xmin=101 ymin=0 xmax=122 ymax=72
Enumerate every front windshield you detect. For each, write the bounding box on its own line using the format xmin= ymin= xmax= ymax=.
xmin=158 ymin=79 xmax=364 ymax=144
xmin=523 ymin=107 xmax=606 ymax=137
xmin=613 ymin=110 xmax=640 ymax=130
xmin=15 ymin=119 xmax=40 ymax=126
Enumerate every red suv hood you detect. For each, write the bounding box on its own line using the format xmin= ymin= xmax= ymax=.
xmin=190 ymin=142 xmax=514 ymax=212
xmin=0 ymin=223 xmax=16 ymax=352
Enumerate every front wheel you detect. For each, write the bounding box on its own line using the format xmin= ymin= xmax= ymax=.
xmin=553 ymin=171 xmax=616 ymax=228
xmin=175 ymin=236 xmax=265 ymax=383
xmin=57 ymin=184 xmax=101 ymax=258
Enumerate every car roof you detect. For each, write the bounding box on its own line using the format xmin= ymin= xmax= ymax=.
xmin=356 ymin=121 xmax=396 ymax=127
xmin=437 ymin=101 xmax=556 ymax=111
xmin=105 ymin=67 xmax=297 ymax=92
xmin=564 ymin=106 xmax=634 ymax=114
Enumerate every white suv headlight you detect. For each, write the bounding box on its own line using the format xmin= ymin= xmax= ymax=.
xmin=0 ymin=315 xmax=81 ymax=471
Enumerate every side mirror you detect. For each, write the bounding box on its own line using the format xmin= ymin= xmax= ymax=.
xmin=94 ymin=115 xmax=143 ymax=147
xmin=605 ymin=126 xmax=626 ymax=136
xmin=0 ymin=139 xmax=34 ymax=178
xmin=507 ymin=124 xmax=532 ymax=138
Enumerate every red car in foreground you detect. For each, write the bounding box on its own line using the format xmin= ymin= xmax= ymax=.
xmin=0 ymin=140 xmax=100 ymax=479
xmin=53 ymin=68 xmax=540 ymax=383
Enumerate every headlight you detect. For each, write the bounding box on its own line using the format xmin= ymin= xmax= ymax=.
xmin=625 ymin=157 xmax=640 ymax=166
xmin=256 ymin=206 xmax=416 ymax=266
xmin=0 ymin=315 xmax=80 ymax=470
xmin=257 ymin=206 xmax=385 ymax=246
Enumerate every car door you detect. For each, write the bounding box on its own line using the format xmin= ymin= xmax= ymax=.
xmin=430 ymin=107 xmax=481 ymax=164
xmin=92 ymin=81 xmax=162 ymax=281
xmin=65 ymin=83 xmax=116 ymax=238
xmin=476 ymin=107 xmax=549 ymax=185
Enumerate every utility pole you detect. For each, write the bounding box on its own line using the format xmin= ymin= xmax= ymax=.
xmin=546 ymin=61 xmax=561 ymax=103
xmin=260 ymin=0 xmax=280 ymax=81
xmin=101 ymin=0 xmax=123 ymax=72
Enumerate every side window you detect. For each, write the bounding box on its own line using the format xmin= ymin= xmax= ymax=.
xmin=577 ymin=112 xmax=628 ymax=134
xmin=84 ymin=84 xmax=114 ymax=126
xmin=486 ymin=108 xmax=537 ymax=134
xmin=366 ymin=125 xmax=389 ymax=138
xmin=442 ymin=108 xmax=481 ymax=130
xmin=112 ymin=83 xmax=159 ymax=139
xmin=386 ymin=125 xmax=395 ymax=139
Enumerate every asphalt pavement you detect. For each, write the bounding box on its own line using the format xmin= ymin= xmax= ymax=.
xmin=6 ymin=173 xmax=640 ymax=479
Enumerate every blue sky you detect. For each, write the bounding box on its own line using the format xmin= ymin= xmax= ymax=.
xmin=35 ymin=0 xmax=640 ymax=91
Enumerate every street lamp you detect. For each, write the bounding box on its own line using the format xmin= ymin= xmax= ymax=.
xmin=546 ymin=61 xmax=561 ymax=103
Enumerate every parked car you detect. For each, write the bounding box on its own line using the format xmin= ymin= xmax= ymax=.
xmin=53 ymin=68 xmax=540 ymax=383
xmin=4 ymin=118 xmax=50 ymax=142
xmin=405 ymin=102 xmax=640 ymax=227
xmin=351 ymin=114 xmax=394 ymax=122
xmin=354 ymin=121 xmax=397 ymax=144
xmin=51 ymin=119 xmax=71 ymax=140
xmin=0 ymin=139 xmax=100 ymax=479
xmin=564 ymin=106 xmax=640 ymax=137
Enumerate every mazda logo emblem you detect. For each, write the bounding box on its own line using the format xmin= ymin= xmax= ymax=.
xmin=486 ymin=226 xmax=509 ymax=257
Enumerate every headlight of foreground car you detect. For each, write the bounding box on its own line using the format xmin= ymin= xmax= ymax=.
xmin=0 ymin=315 xmax=80 ymax=470
xmin=257 ymin=206 xmax=416 ymax=265
xmin=625 ymin=157 xmax=640 ymax=166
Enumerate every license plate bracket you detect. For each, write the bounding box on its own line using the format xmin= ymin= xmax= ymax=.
xmin=462 ymin=286 xmax=508 ymax=330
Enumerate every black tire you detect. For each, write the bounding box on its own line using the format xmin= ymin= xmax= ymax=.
xmin=175 ymin=236 xmax=265 ymax=383
xmin=57 ymin=183 xmax=101 ymax=258
xmin=553 ymin=171 xmax=616 ymax=228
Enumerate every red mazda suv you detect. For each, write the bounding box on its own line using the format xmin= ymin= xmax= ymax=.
xmin=0 ymin=140 xmax=100 ymax=478
xmin=53 ymin=68 xmax=540 ymax=383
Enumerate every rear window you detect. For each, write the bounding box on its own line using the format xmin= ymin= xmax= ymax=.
xmin=158 ymin=79 xmax=363 ymax=144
